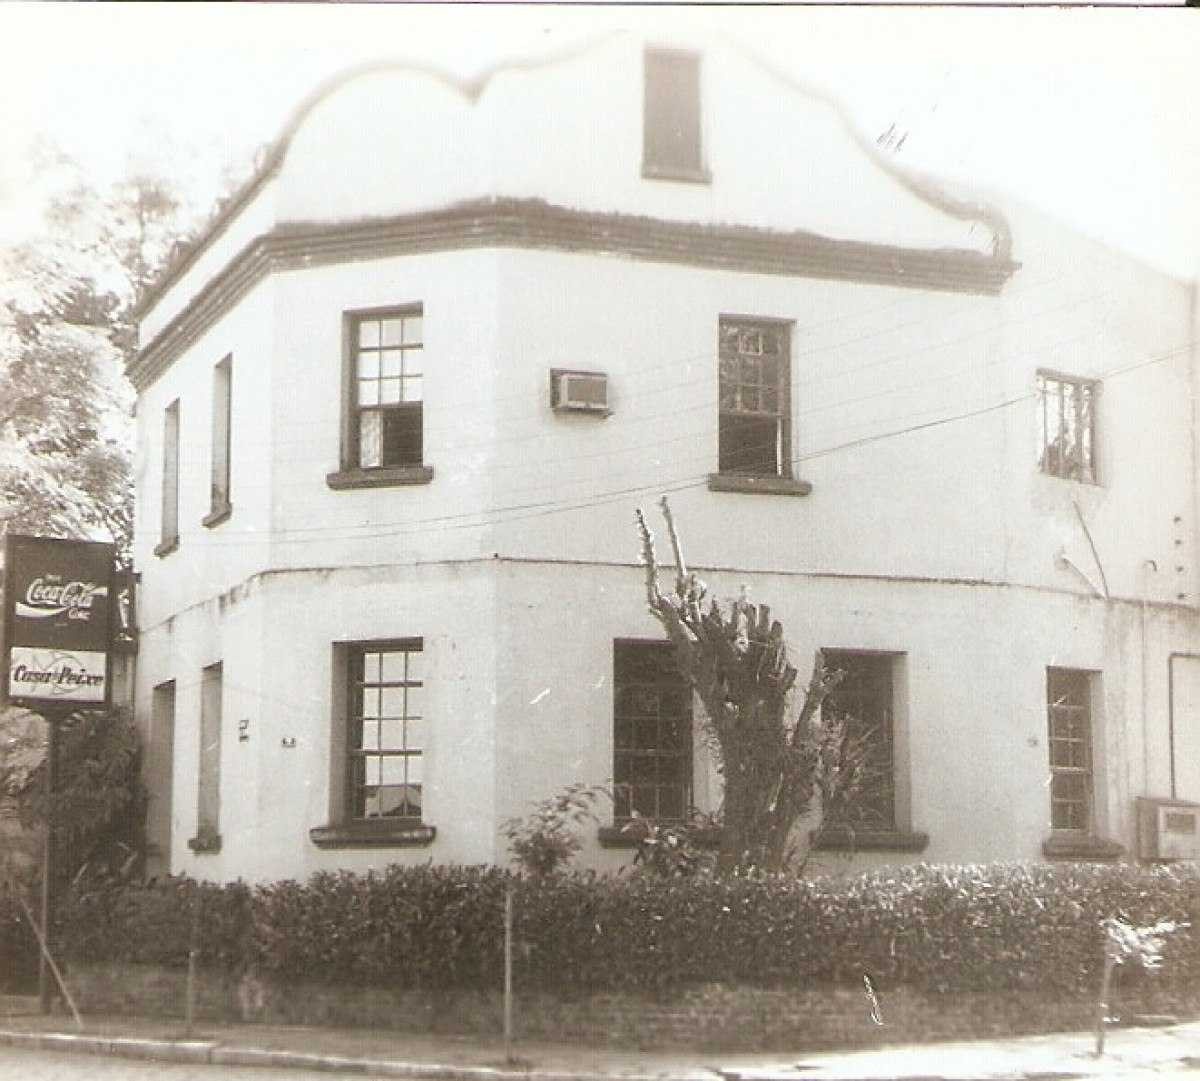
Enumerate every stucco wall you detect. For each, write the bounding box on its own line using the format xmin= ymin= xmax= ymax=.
xmin=128 ymin=35 xmax=1200 ymax=883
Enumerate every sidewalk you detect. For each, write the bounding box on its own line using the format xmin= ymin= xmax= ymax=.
xmin=1 ymin=996 xmax=1197 ymax=1079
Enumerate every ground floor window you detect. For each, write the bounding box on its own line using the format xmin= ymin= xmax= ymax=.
xmin=821 ymin=650 xmax=896 ymax=828
xmin=348 ymin=639 xmax=424 ymax=820
xmin=1047 ymin=667 xmax=1094 ymax=831
xmin=613 ymin=639 xmax=692 ymax=822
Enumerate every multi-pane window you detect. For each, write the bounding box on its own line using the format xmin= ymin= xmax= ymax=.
xmin=352 ymin=309 xmax=423 ymax=469
xmin=718 ymin=318 xmax=791 ymax=477
xmin=1047 ymin=668 xmax=1093 ymax=831
xmin=643 ymin=49 xmax=704 ymax=179
xmin=160 ymin=399 xmax=180 ymax=549
xmin=210 ymin=355 xmax=232 ymax=515
xmin=613 ymin=640 xmax=692 ymax=822
xmin=821 ymin=650 xmax=896 ymax=829
xmin=349 ymin=641 xmax=424 ymax=820
xmin=1037 ymin=372 xmax=1098 ymax=483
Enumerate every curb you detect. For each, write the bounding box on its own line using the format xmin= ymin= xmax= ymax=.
xmin=0 ymin=1027 xmax=1192 ymax=1081
xmin=0 ymin=1028 xmax=692 ymax=1080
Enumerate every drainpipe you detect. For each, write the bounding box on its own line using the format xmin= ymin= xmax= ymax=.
xmin=1141 ymin=560 xmax=1157 ymax=798
xmin=1167 ymin=652 xmax=1200 ymax=801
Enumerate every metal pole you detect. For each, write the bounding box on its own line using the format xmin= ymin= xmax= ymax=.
xmin=185 ymin=884 xmax=199 ymax=1036
xmin=503 ymin=882 xmax=514 ymax=1063
xmin=17 ymin=893 xmax=82 ymax=1030
xmin=38 ymin=713 xmax=60 ymax=1014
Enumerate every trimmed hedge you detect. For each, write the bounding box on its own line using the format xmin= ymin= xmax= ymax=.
xmin=60 ymin=862 xmax=1200 ymax=996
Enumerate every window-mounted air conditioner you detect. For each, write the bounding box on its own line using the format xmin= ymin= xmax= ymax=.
xmin=551 ymin=369 xmax=610 ymax=415
xmin=1137 ymin=797 xmax=1200 ymax=861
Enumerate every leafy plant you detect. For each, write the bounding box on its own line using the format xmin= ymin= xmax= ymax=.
xmin=623 ymin=811 xmax=717 ymax=878
xmin=500 ymin=783 xmax=609 ymax=877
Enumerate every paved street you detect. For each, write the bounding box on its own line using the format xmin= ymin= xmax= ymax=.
xmin=0 ymin=1046 xmax=366 ymax=1080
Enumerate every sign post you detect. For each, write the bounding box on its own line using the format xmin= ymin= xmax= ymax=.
xmin=3 ymin=534 xmax=116 ymax=1013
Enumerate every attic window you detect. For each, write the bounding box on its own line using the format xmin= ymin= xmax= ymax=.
xmin=642 ymin=49 xmax=708 ymax=183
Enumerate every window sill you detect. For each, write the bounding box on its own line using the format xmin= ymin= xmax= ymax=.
xmin=326 ymin=466 xmax=434 ymax=490
xmin=1042 ymin=833 xmax=1124 ymax=862
xmin=309 ymin=822 xmax=436 ymax=848
xmin=642 ymin=163 xmax=712 ymax=185
xmin=202 ymin=502 xmax=232 ymax=529
xmin=597 ymin=824 xmax=722 ymax=849
xmin=810 ymin=827 xmax=929 ymax=853
xmin=707 ymin=473 xmax=812 ymax=497
xmin=153 ymin=536 xmax=179 ymax=558
xmin=187 ymin=832 xmax=222 ymax=854
xmin=1040 ymin=469 xmax=1101 ymax=487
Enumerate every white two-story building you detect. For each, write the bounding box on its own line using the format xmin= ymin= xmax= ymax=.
xmin=129 ymin=33 xmax=1200 ymax=883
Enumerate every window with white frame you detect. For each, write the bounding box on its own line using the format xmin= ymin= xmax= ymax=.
xmin=1037 ymin=372 xmax=1098 ymax=483
xmin=350 ymin=308 xmax=424 ymax=470
xmin=718 ymin=318 xmax=792 ymax=478
xmin=348 ymin=640 xmax=425 ymax=821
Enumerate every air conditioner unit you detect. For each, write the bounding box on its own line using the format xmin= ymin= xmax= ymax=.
xmin=551 ymin=369 xmax=610 ymax=415
xmin=1137 ymin=797 xmax=1200 ymax=861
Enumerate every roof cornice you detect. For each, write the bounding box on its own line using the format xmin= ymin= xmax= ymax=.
xmin=128 ymin=197 xmax=1019 ymax=390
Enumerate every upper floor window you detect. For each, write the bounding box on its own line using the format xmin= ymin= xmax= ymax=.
xmin=155 ymin=399 xmax=180 ymax=556
xmin=352 ymin=307 xmax=424 ymax=470
xmin=613 ymin=640 xmax=692 ymax=823
xmin=1047 ymin=667 xmax=1094 ymax=832
xmin=349 ymin=640 xmax=425 ymax=821
xmin=643 ymin=49 xmax=707 ymax=182
xmin=1037 ymin=371 xmax=1098 ymax=483
xmin=718 ymin=318 xmax=792 ymax=478
xmin=206 ymin=355 xmax=232 ymax=525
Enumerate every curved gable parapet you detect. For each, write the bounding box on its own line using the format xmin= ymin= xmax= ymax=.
xmin=273 ymin=33 xmax=1006 ymax=255
xmin=134 ymin=31 xmax=1013 ymax=342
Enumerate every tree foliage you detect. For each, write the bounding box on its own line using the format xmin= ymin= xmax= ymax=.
xmin=0 ymin=705 xmax=146 ymax=890
xmin=0 ymin=159 xmax=195 ymax=559
xmin=635 ymin=497 xmax=879 ymax=874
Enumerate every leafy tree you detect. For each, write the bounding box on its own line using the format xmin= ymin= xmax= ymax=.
xmin=1 ymin=159 xmax=196 ymax=559
xmin=0 ymin=705 xmax=146 ymax=890
xmin=636 ymin=497 xmax=880 ymax=874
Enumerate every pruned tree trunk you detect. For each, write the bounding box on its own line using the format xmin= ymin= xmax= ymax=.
xmin=636 ymin=498 xmax=847 ymax=874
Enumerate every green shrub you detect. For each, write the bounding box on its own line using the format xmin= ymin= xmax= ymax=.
xmin=0 ymin=891 xmax=38 ymax=992
xmin=61 ymin=875 xmax=251 ymax=971
xmin=58 ymin=861 xmax=1200 ymax=996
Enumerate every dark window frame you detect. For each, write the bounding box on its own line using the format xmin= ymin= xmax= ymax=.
xmin=642 ymin=48 xmax=710 ymax=184
xmin=331 ymin=305 xmax=432 ymax=488
xmin=718 ymin=316 xmax=793 ymax=479
xmin=1047 ymin=667 xmax=1095 ymax=833
xmin=345 ymin=637 xmax=426 ymax=824
xmin=820 ymin=649 xmax=897 ymax=830
xmin=612 ymin=638 xmax=694 ymax=824
xmin=1037 ymin=370 xmax=1099 ymax=484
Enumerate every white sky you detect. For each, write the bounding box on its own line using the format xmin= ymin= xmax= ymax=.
xmin=0 ymin=2 xmax=1197 ymax=279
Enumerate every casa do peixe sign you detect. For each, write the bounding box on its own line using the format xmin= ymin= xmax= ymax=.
xmin=3 ymin=534 xmax=116 ymax=710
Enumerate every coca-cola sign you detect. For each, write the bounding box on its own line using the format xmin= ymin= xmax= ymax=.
xmin=4 ymin=534 xmax=115 ymax=709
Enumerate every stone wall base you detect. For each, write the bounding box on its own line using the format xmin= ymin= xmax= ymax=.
xmin=63 ymin=964 xmax=1200 ymax=1052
